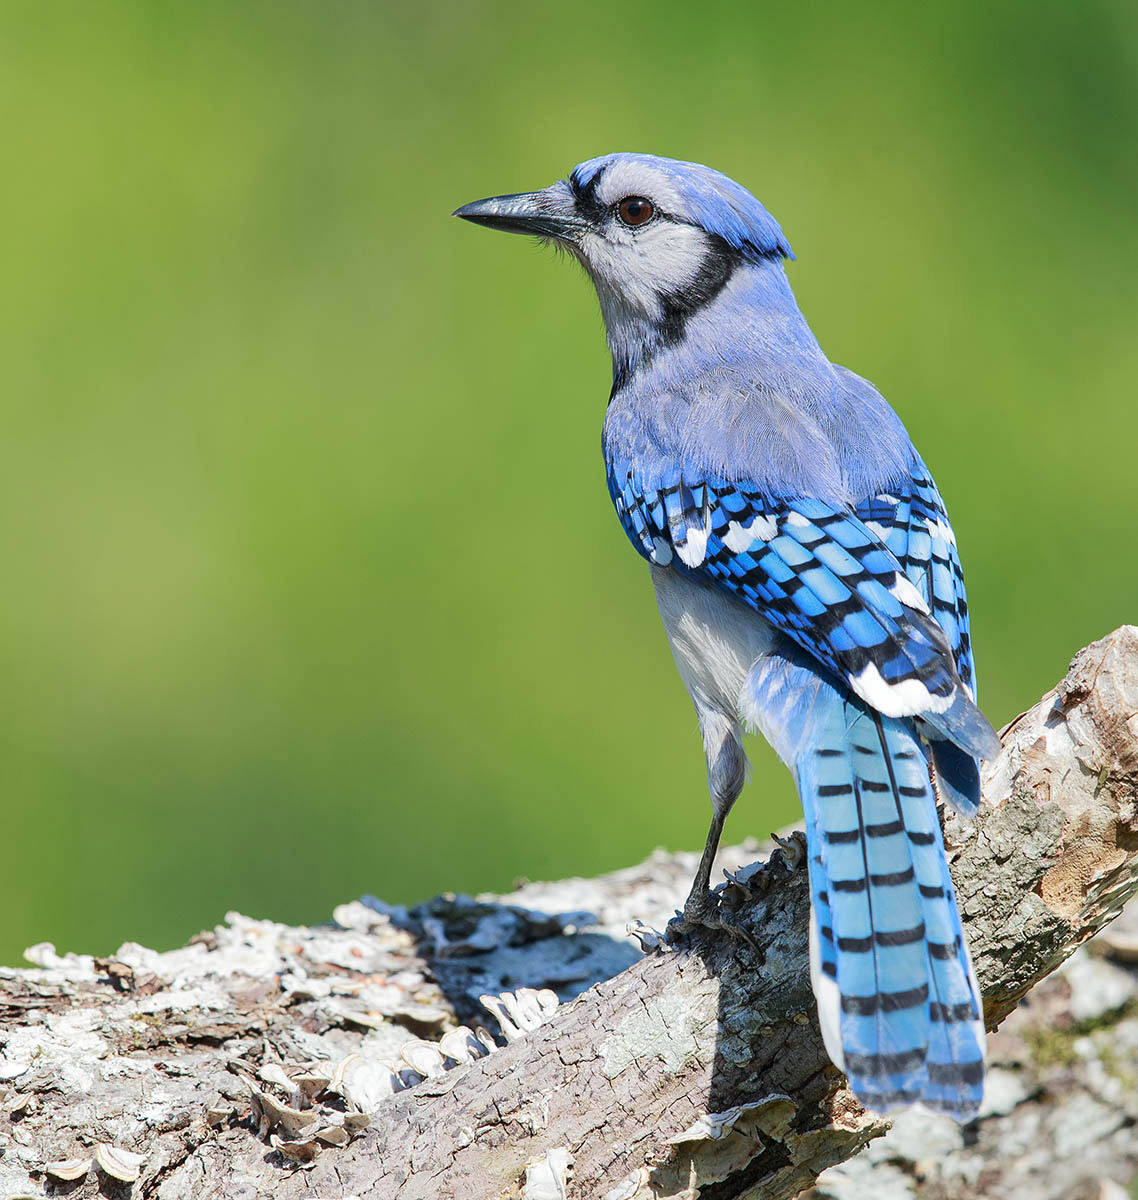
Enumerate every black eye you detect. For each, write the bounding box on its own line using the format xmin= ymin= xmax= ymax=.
xmin=617 ymin=196 xmax=655 ymax=227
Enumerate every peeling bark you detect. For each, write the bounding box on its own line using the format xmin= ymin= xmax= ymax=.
xmin=0 ymin=627 xmax=1136 ymax=1200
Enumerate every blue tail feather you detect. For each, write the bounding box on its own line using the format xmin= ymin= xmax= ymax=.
xmin=747 ymin=652 xmax=985 ymax=1120
xmin=921 ymin=825 xmax=986 ymax=1114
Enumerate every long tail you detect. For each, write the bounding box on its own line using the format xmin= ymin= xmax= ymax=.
xmin=747 ymin=652 xmax=986 ymax=1119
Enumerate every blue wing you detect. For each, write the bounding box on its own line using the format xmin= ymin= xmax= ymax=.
xmin=854 ymin=455 xmax=974 ymax=698
xmin=607 ymin=460 xmax=998 ymax=762
xmin=853 ymin=458 xmax=984 ymax=810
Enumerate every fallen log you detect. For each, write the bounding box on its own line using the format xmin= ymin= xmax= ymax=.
xmin=0 ymin=627 xmax=1135 ymax=1199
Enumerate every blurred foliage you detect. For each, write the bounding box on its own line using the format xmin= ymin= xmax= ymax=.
xmin=0 ymin=0 xmax=1135 ymax=965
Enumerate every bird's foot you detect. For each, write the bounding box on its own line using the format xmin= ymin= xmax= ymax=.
xmin=665 ymin=889 xmax=760 ymax=953
xmin=627 ymin=920 xmax=671 ymax=955
xmin=770 ymin=829 xmax=808 ymax=873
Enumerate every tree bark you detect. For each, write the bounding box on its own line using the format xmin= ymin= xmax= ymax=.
xmin=1 ymin=627 xmax=1136 ymax=1200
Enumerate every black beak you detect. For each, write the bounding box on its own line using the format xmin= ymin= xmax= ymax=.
xmin=452 ymin=182 xmax=586 ymax=241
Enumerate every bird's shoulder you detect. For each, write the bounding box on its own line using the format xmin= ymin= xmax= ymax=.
xmin=603 ymin=359 xmax=915 ymax=505
xmin=602 ymin=360 xmax=975 ymax=691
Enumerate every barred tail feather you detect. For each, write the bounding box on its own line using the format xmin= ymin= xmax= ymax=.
xmin=805 ymin=792 xmax=843 ymax=1070
xmin=921 ymin=825 xmax=986 ymax=1114
xmin=746 ymin=652 xmax=985 ymax=1120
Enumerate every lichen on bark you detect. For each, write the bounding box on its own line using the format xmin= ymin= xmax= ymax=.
xmin=0 ymin=627 xmax=1135 ymax=1199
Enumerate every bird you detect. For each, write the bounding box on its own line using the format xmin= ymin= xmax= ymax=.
xmin=454 ymin=153 xmax=1000 ymax=1120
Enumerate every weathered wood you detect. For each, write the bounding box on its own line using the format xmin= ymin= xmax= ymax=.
xmin=0 ymin=627 xmax=1135 ymax=1200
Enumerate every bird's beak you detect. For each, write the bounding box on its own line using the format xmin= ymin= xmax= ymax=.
xmin=452 ymin=181 xmax=586 ymax=242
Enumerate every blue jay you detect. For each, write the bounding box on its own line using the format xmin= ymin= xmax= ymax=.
xmin=455 ymin=154 xmax=1000 ymax=1120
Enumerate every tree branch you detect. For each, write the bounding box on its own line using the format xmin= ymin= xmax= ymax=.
xmin=1 ymin=627 xmax=1136 ymax=1200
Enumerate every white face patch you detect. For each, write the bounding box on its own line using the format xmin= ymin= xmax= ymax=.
xmin=581 ymin=221 xmax=712 ymax=324
xmin=573 ymin=161 xmax=719 ymax=342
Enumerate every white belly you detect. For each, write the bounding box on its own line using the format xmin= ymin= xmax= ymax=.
xmin=651 ymin=565 xmax=778 ymax=719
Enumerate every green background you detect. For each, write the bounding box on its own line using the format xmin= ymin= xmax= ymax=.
xmin=2 ymin=1 xmax=1135 ymax=966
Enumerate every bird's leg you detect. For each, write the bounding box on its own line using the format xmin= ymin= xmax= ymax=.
xmin=666 ymin=712 xmax=759 ymax=950
xmin=667 ymin=809 xmax=759 ymax=949
xmin=682 ymin=809 xmax=726 ymax=917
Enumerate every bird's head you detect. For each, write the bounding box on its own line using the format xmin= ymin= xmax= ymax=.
xmin=454 ymin=153 xmax=794 ymax=380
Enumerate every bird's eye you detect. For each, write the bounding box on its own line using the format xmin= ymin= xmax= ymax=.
xmin=617 ymin=196 xmax=655 ymax=227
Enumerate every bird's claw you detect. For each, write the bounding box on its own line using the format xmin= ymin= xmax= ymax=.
xmin=770 ymin=829 xmax=808 ymax=873
xmin=666 ymin=892 xmax=760 ymax=953
xmin=627 ymin=920 xmax=671 ymax=954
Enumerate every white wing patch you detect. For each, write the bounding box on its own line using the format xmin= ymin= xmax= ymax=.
xmin=850 ymin=662 xmax=954 ymax=718
xmin=926 ymin=516 xmax=957 ymax=547
xmin=723 ymin=513 xmax=779 ymax=552
xmin=889 ymin=572 xmax=931 ymax=615
xmin=676 ymin=525 xmax=709 ymax=568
